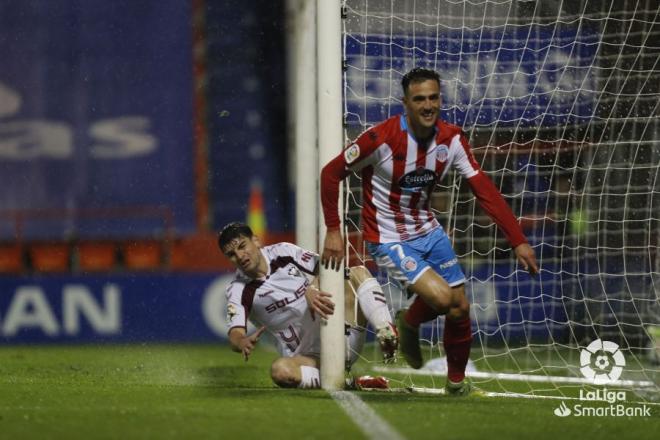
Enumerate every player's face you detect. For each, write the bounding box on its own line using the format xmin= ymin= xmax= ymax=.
xmin=403 ymin=79 xmax=441 ymax=138
xmin=222 ymin=235 xmax=262 ymax=275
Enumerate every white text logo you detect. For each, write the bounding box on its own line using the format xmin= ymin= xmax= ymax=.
xmin=579 ymin=339 xmax=625 ymax=384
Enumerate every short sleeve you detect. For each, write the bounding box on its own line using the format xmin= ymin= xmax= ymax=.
xmin=226 ymin=282 xmax=248 ymax=333
xmin=271 ymin=242 xmax=319 ymax=275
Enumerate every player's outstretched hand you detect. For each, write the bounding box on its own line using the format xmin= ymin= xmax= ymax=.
xmin=305 ymin=286 xmax=335 ymax=320
xmin=321 ymin=229 xmax=344 ymax=271
xmin=514 ymin=243 xmax=539 ymax=275
xmin=240 ymin=326 xmax=266 ymax=362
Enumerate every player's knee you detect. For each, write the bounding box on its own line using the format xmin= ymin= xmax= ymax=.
xmin=348 ymin=265 xmax=371 ymax=289
xmin=446 ymin=286 xmax=469 ymax=319
xmin=270 ymin=358 xmax=299 ymax=388
xmin=411 ymin=270 xmax=453 ymax=313
xmin=429 ymin=295 xmax=451 ymax=313
xmin=424 ymin=283 xmax=452 ymax=313
xmin=447 ymin=297 xmax=470 ymax=321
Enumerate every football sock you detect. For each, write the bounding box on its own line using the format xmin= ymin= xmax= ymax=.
xmin=404 ymin=295 xmax=440 ymax=328
xmin=356 ymin=277 xmax=392 ymax=328
xmin=346 ymin=326 xmax=366 ymax=368
xmin=443 ymin=317 xmax=473 ymax=383
xmin=298 ymin=366 xmax=321 ymax=389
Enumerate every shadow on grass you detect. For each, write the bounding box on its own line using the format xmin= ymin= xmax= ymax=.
xmin=197 ymin=365 xmax=268 ymax=388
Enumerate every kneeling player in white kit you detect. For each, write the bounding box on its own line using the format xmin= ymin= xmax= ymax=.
xmin=219 ymin=222 xmax=398 ymax=389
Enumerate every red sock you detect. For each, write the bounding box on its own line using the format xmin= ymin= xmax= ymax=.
xmin=443 ymin=317 xmax=473 ymax=383
xmin=404 ymin=296 xmax=440 ymax=328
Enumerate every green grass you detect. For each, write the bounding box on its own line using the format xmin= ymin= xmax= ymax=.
xmin=0 ymin=344 xmax=658 ymax=439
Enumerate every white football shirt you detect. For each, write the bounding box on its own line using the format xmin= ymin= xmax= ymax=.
xmin=226 ymin=242 xmax=321 ymax=357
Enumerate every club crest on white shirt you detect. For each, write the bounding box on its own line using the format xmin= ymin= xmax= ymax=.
xmin=437 ymin=144 xmax=449 ymax=162
xmin=226 ymin=303 xmax=238 ymax=322
xmin=344 ymin=144 xmax=360 ymax=164
xmin=288 ymin=266 xmax=302 ymax=277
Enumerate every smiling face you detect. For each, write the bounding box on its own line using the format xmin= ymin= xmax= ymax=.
xmin=403 ymin=79 xmax=441 ymax=140
xmin=221 ymin=234 xmax=265 ymax=277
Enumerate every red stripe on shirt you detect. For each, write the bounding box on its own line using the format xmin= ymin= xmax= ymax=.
xmin=408 ymin=144 xmax=429 ymax=233
xmin=361 ymin=164 xmax=380 ymax=242
xmin=388 ymin=135 xmax=409 ymax=241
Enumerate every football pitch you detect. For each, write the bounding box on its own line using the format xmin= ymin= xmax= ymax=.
xmin=1 ymin=344 xmax=658 ymax=440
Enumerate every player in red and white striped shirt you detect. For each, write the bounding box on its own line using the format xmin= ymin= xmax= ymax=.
xmin=321 ymin=68 xmax=538 ymax=395
xmin=219 ymin=222 xmax=397 ymax=390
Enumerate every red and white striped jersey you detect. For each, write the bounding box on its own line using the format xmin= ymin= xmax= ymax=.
xmin=226 ymin=242 xmax=321 ymax=357
xmin=321 ymin=115 xmax=527 ymax=246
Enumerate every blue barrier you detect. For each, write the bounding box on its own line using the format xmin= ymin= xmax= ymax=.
xmin=0 ymin=273 xmax=238 ymax=343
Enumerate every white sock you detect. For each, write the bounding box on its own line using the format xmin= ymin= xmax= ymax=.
xmin=298 ymin=365 xmax=321 ymax=389
xmin=357 ymin=277 xmax=393 ymax=329
xmin=346 ymin=326 xmax=366 ymax=369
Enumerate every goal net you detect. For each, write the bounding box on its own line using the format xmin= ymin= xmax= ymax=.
xmin=341 ymin=0 xmax=660 ymax=401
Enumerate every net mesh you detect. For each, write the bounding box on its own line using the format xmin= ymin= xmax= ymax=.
xmin=341 ymin=0 xmax=660 ymax=400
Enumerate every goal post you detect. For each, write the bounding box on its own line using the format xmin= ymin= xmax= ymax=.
xmin=317 ymin=0 xmax=346 ymax=391
xmin=288 ymin=0 xmax=318 ymax=252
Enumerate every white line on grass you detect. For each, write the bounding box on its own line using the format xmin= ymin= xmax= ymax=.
xmin=330 ymin=390 xmax=406 ymax=440
xmin=374 ymin=366 xmax=656 ymax=388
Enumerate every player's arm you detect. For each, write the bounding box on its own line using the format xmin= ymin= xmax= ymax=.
xmin=229 ymin=326 xmax=266 ymax=361
xmin=451 ymin=134 xmax=539 ymax=274
xmin=305 ymin=277 xmax=335 ymax=320
xmin=225 ymin=283 xmax=266 ymax=360
xmin=320 ymin=153 xmax=351 ymax=271
xmin=276 ymin=243 xmax=335 ymax=319
xmin=320 ymin=128 xmax=382 ymax=270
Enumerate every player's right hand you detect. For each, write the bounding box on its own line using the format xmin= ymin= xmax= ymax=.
xmin=514 ymin=243 xmax=539 ymax=275
xmin=305 ymin=286 xmax=335 ymax=320
xmin=321 ymin=229 xmax=344 ymax=271
xmin=240 ymin=326 xmax=266 ymax=361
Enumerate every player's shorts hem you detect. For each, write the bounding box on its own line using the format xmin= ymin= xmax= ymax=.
xmin=449 ymin=278 xmax=466 ymax=287
xmin=297 ymin=352 xmax=320 ymax=361
xmin=411 ymin=266 xmax=432 ymax=285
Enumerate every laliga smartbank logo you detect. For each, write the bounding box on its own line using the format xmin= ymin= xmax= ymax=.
xmin=580 ymin=339 xmax=625 ymax=384
xmin=553 ymin=339 xmax=652 ymax=418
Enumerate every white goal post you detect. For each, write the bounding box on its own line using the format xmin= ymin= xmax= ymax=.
xmin=288 ymin=0 xmax=346 ymax=390
xmin=317 ymin=0 xmax=346 ymax=390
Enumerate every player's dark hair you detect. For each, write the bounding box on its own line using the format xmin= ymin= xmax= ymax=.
xmin=218 ymin=222 xmax=254 ymax=251
xmin=401 ymin=68 xmax=441 ymax=95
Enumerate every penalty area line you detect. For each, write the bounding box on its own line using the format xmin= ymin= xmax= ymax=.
xmin=330 ymin=390 xmax=406 ymax=440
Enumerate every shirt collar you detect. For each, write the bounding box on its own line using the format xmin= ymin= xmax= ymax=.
xmin=400 ymin=114 xmax=438 ymax=143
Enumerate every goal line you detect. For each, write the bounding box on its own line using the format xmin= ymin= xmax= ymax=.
xmin=372 ymin=365 xmax=657 ymax=388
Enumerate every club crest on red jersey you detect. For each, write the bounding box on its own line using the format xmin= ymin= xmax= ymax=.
xmin=437 ymin=144 xmax=449 ymax=162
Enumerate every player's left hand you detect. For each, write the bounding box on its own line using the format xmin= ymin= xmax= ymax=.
xmin=241 ymin=326 xmax=266 ymax=361
xmin=305 ymin=286 xmax=335 ymax=320
xmin=514 ymin=243 xmax=539 ymax=275
xmin=321 ymin=229 xmax=344 ymax=271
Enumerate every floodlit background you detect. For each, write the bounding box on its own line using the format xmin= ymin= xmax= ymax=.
xmin=0 ymin=0 xmax=294 ymax=343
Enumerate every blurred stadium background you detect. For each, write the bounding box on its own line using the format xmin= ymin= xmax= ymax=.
xmin=0 ymin=1 xmax=296 ymax=344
